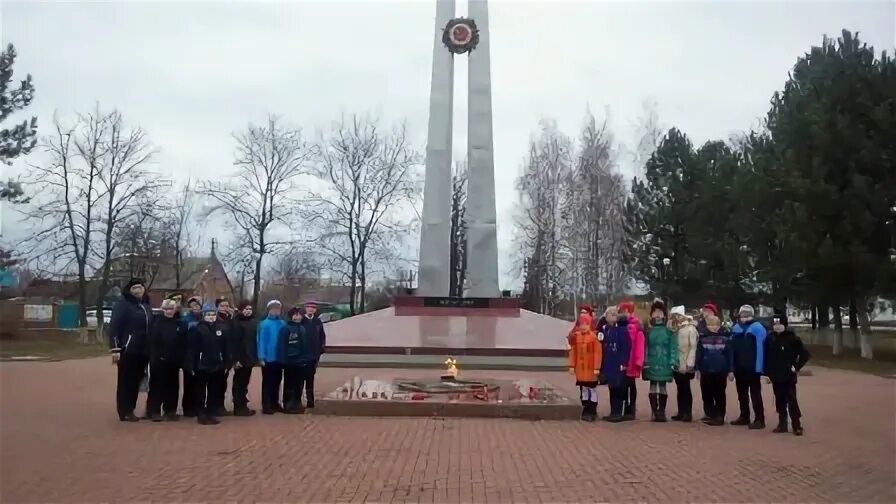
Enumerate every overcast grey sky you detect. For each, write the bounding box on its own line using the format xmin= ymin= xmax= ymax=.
xmin=2 ymin=0 xmax=894 ymax=286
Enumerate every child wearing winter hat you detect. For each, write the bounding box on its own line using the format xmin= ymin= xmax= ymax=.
xmin=568 ymin=313 xmax=603 ymax=422
xmin=730 ymin=304 xmax=768 ymax=429
xmin=279 ymin=306 xmax=316 ymax=413
xmin=764 ymin=313 xmax=810 ymax=436
xmin=184 ymin=304 xmax=229 ymax=425
xmin=669 ymin=305 xmax=698 ymax=422
xmin=643 ymin=300 xmax=677 ymax=422
xmin=695 ymin=315 xmax=733 ymax=426
xmin=257 ymin=300 xmax=286 ymax=414
xmin=599 ymin=307 xmax=631 ymax=422
xmin=617 ymin=300 xmax=645 ymax=421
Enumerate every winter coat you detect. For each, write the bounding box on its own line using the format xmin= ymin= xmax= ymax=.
xmin=731 ymin=320 xmax=768 ymax=374
xmin=300 ymin=314 xmax=327 ymax=361
xmin=599 ymin=322 xmax=631 ymax=387
xmin=185 ymin=320 xmax=230 ymax=373
xmin=695 ymin=330 xmax=733 ymax=374
xmin=278 ymin=321 xmax=316 ymax=366
xmin=148 ymin=314 xmax=187 ymax=364
xmin=622 ymin=316 xmax=646 ymax=378
xmin=673 ymin=318 xmax=699 ymax=372
xmin=642 ymin=321 xmax=677 ymax=382
xmin=568 ymin=326 xmax=603 ymax=386
xmin=763 ymin=330 xmax=810 ymax=382
xmin=230 ymin=313 xmax=259 ymax=367
xmin=256 ymin=315 xmax=286 ymax=364
xmin=108 ymin=292 xmax=152 ymax=356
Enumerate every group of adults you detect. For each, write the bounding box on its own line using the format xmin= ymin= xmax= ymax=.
xmin=107 ymin=277 xmax=326 ymax=425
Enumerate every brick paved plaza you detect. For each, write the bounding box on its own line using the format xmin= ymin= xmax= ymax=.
xmin=1 ymin=358 xmax=894 ymax=503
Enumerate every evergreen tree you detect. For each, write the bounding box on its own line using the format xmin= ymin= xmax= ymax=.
xmin=0 ymin=43 xmax=37 ymax=164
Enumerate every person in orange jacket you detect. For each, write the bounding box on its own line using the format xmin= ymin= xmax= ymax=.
xmin=568 ymin=313 xmax=603 ymax=422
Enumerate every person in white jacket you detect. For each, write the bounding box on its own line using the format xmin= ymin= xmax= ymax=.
xmin=669 ymin=305 xmax=698 ymax=422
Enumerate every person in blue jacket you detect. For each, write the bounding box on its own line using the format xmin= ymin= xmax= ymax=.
xmin=257 ymin=300 xmax=286 ymax=415
xmin=730 ymin=304 xmax=768 ymax=429
xmin=598 ymin=307 xmax=631 ymax=423
xmin=695 ymin=314 xmax=734 ymax=426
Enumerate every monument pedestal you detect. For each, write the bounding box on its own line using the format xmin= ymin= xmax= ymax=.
xmin=323 ymin=296 xmax=570 ymax=358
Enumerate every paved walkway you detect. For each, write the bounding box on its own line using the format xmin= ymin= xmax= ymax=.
xmin=1 ymin=358 xmax=894 ymax=503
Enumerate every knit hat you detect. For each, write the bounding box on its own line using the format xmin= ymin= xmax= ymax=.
xmin=579 ymin=304 xmax=594 ymax=315
xmin=237 ymin=300 xmax=253 ymax=311
xmin=669 ymin=305 xmax=686 ymax=317
xmin=617 ymin=300 xmax=635 ymax=314
xmin=738 ymin=304 xmax=755 ymax=318
xmin=266 ymin=299 xmax=282 ymax=309
xmin=200 ymin=303 xmax=217 ymax=315
xmin=166 ymin=292 xmax=183 ymax=301
xmin=303 ymin=300 xmax=319 ymax=308
xmin=772 ymin=312 xmax=789 ymax=328
xmin=186 ymin=296 xmax=201 ymax=307
xmin=286 ymin=306 xmax=303 ymax=319
xmin=701 ymin=303 xmax=719 ymax=316
xmin=124 ymin=278 xmax=145 ymax=290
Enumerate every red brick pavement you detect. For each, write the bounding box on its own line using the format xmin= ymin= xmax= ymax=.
xmin=1 ymin=358 xmax=894 ymax=503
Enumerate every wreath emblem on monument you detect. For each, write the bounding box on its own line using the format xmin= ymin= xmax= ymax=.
xmin=442 ymin=17 xmax=480 ymax=54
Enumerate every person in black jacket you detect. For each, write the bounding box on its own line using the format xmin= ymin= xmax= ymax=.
xmin=146 ymin=299 xmax=187 ymax=421
xmin=185 ymin=304 xmax=231 ymax=425
xmin=764 ymin=313 xmax=810 ymax=436
xmin=300 ymin=301 xmax=327 ymax=409
xmin=108 ymin=278 xmax=153 ymax=422
xmin=230 ymin=300 xmax=259 ymax=416
xmin=208 ymin=297 xmax=235 ymax=416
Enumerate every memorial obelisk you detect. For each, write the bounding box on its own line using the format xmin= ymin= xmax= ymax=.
xmin=417 ymin=0 xmax=500 ymax=298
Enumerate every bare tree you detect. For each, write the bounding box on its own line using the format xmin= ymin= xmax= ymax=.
xmin=515 ymin=119 xmax=574 ymax=316
xmin=92 ymin=109 xmax=163 ymax=328
xmin=449 ymin=160 xmax=468 ymax=297
xmin=308 ymin=114 xmax=421 ymax=314
xmin=164 ymin=179 xmax=197 ymax=289
xmin=22 ymin=107 xmax=160 ymax=330
xmin=200 ymin=115 xmax=314 ymax=309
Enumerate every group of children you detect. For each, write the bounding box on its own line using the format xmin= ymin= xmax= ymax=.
xmin=108 ymin=278 xmax=326 ymax=426
xmin=567 ymin=300 xmax=811 ymax=436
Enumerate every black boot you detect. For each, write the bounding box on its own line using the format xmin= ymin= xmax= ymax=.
xmin=622 ymin=401 xmax=635 ymax=421
xmin=730 ymin=415 xmax=750 ymax=426
xmin=586 ymin=401 xmax=598 ymax=422
xmin=749 ymin=417 xmax=766 ymax=430
xmin=580 ymin=400 xmax=588 ymax=421
xmin=648 ymin=393 xmax=659 ymax=422
xmin=119 ymin=412 xmax=139 ymax=422
xmin=605 ymin=398 xmax=625 ymax=423
xmin=233 ymin=407 xmax=256 ymax=417
xmin=792 ymin=417 xmax=803 ymax=436
xmin=656 ymin=394 xmax=668 ymax=422
xmin=773 ymin=414 xmax=788 ymax=433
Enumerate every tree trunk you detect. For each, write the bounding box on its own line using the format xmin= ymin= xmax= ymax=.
xmin=77 ymin=263 xmax=89 ymax=328
xmin=252 ymin=254 xmax=263 ymax=311
xmin=810 ymin=304 xmax=817 ymax=330
xmin=830 ymin=304 xmax=843 ymax=356
xmin=348 ymin=260 xmax=358 ymax=315
xmin=857 ymin=297 xmax=875 ymax=359
xmin=848 ymin=298 xmax=858 ymax=331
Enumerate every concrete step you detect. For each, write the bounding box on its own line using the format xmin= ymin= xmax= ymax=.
xmin=318 ymin=353 xmax=568 ymax=371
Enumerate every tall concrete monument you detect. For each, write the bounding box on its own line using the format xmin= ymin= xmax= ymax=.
xmin=417 ymin=0 xmax=500 ymax=298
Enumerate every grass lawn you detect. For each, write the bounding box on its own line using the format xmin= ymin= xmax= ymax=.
xmin=806 ymin=344 xmax=896 ymax=377
xmin=0 ymin=338 xmax=108 ymax=361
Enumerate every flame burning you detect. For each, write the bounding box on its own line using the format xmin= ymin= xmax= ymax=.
xmin=444 ymin=357 xmax=459 ymax=378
